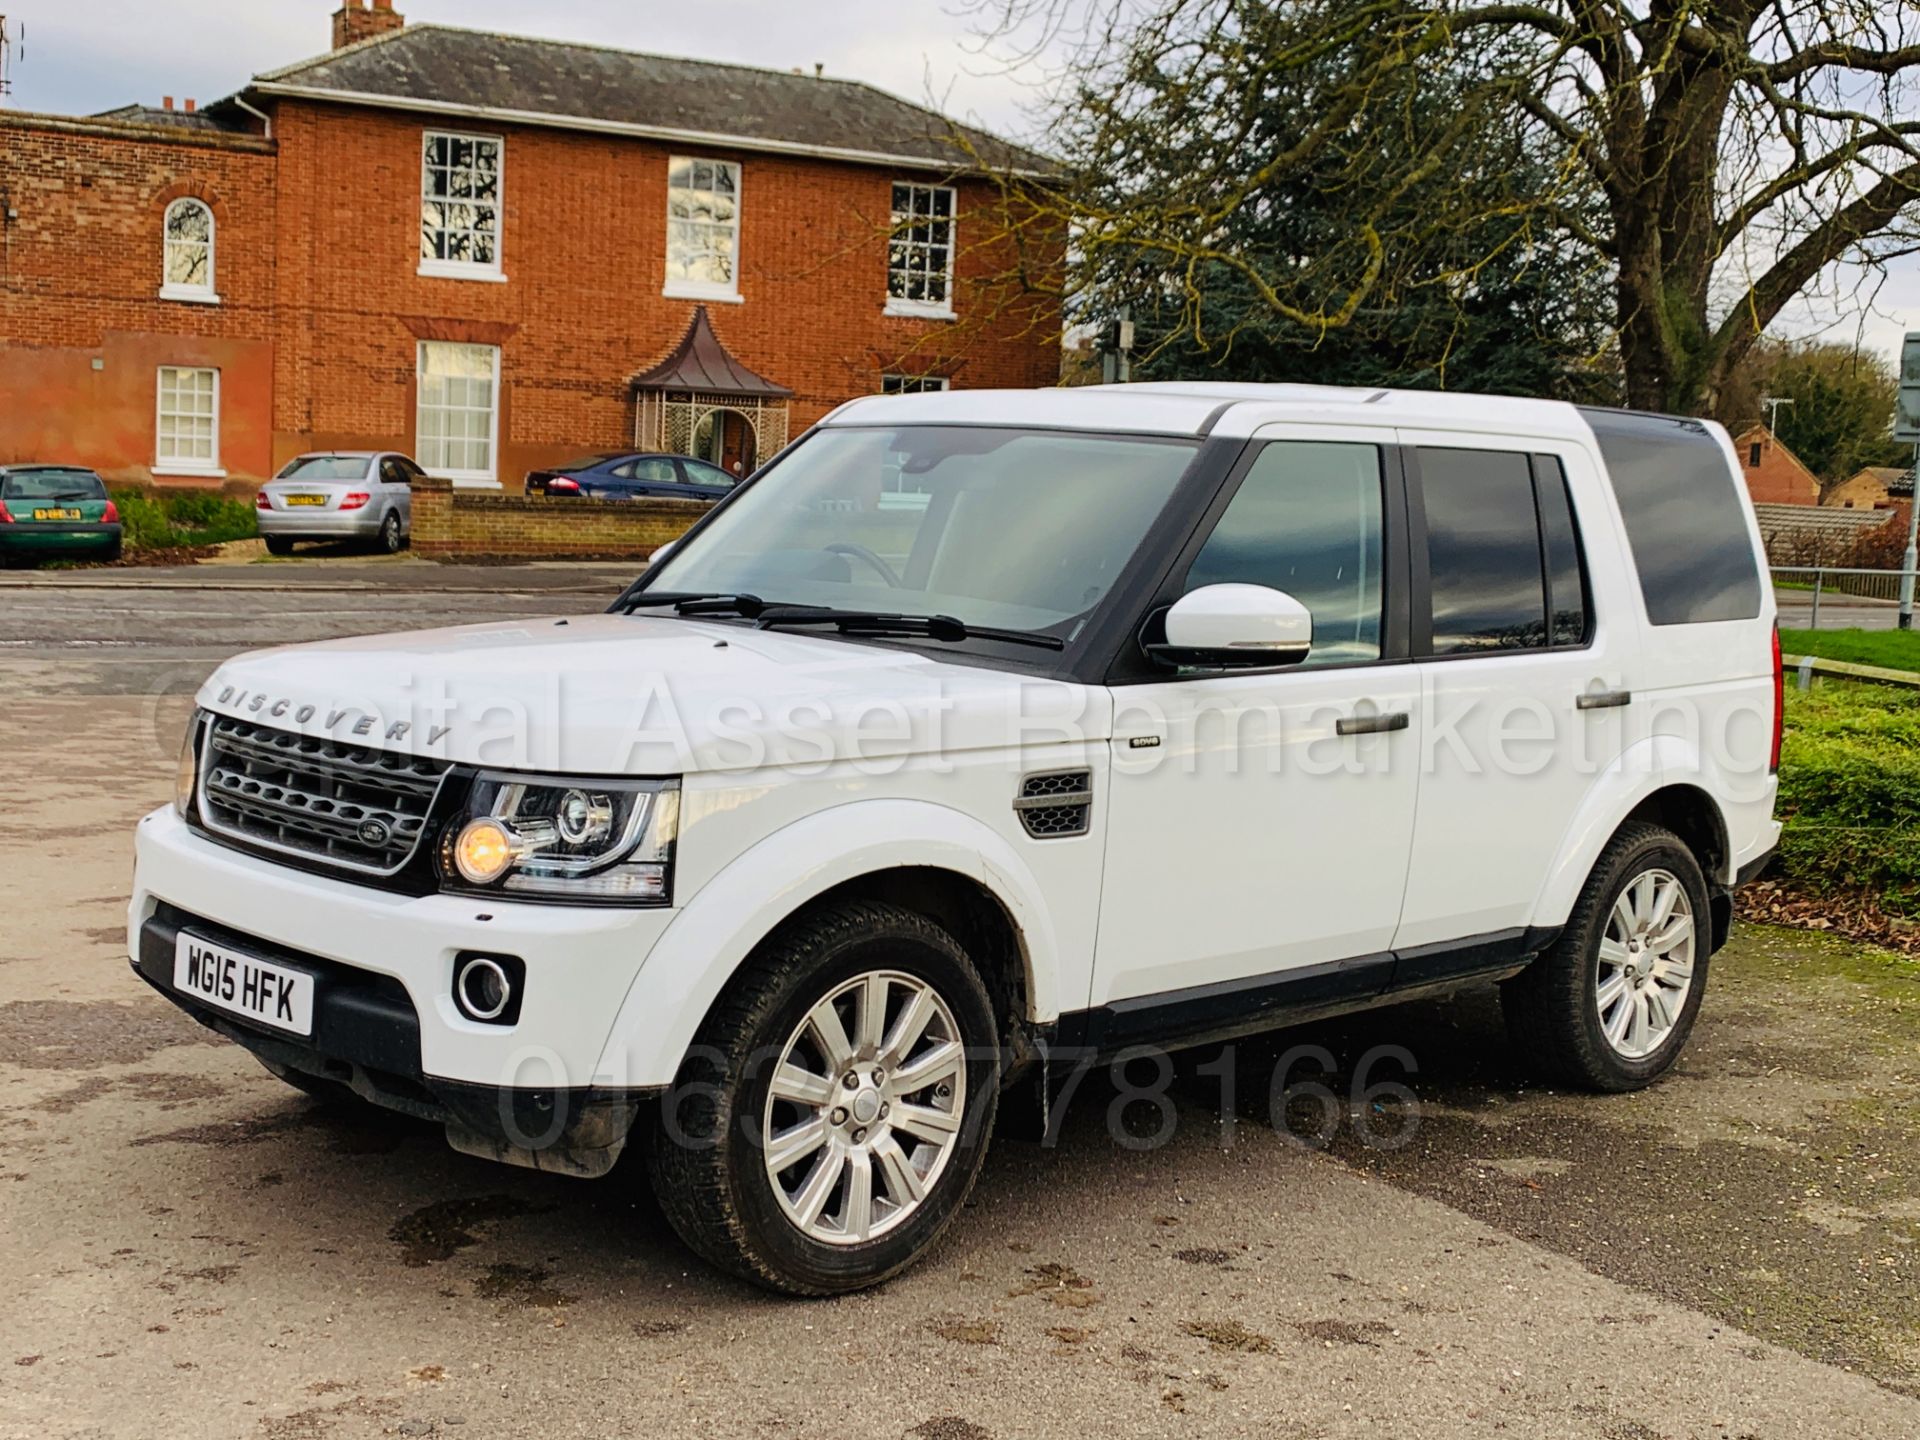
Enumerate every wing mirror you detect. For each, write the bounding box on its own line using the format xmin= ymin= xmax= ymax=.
xmin=1146 ymin=583 xmax=1313 ymax=670
xmin=649 ymin=539 xmax=677 ymax=566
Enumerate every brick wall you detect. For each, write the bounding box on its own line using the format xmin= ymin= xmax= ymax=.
xmin=1732 ymin=425 xmax=1820 ymax=506
xmin=0 ymin=77 xmax=1062 ymax=501
xmin=0 ymin=113 xmax=278 ymax=482
xmin=410 ymin=474 xmax=709 ymax=560
xmin=269 ymin=100 xmax=1059 ymax=481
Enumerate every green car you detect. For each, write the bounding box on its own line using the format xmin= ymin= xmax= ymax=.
xmin=0 ymin=465 xmax=123 ymax=565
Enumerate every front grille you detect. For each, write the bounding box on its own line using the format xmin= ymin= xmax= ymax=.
xmin=196 ymin=714 xmax=454 ymax=876
xmin=1013 ymin=769 xmax=1093 ymax=839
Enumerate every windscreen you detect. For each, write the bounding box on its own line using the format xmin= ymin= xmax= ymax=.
xmin=1 ymin=470 xmax=107 ymax=501
xmin=277 ymin=456 xmax=374 ymax=481
xmin=647 ymin=426 xmax=1199 ymax=635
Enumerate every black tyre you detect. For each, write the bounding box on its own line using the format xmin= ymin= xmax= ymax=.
xmin=103 ymin=540 xmax=123 ymax=564
xmin=648 ymin=900 xmax=1000 ymax=1295
xmin=264 ymin=536 xmax=295 ymax=557
xmin=1502 ymin=821 xmax=1710 ymax=1092
xmin=377 ymin=511 xmax=404 ymax=554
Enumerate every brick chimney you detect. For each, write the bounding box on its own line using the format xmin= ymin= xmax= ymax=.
xmin=332 ymin=0 xmax=404 ymax=50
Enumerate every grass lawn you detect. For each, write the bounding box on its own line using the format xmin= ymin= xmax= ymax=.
xmin=1780 ymin=627 xmax=1920 ymax=673
xmin=1778 ymin=679 xmax=1920 ymax=914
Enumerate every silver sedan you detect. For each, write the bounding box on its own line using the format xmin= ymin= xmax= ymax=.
xmin=255 ymin=452 xmax=422 ymax=556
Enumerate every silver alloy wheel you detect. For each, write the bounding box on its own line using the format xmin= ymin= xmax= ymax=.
xmin=761 ymin=969 xmax=967 ymax=1246
xmin=1595 ymin=867 xmax=1696 ymax=1060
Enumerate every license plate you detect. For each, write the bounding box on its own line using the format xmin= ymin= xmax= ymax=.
xmin=31 ymin=508 xmax=82 ymax=521
xmin=283 ymin=494 xmax=329 ymax=507
xmin=172 ymin=933 xmax=314 ymax=1036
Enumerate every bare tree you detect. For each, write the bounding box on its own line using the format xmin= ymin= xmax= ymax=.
xmin=965 ymin=0 xmax=1920 ymax=414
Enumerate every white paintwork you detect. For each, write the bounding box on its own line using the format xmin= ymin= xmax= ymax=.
xmin=130 ymin=380 xmax=1781 ymax=1145
xmin=1388 ymin=427 xmax=1645 ymax=948
xmin=1163 ymin=583 xmax=1312 ymax=658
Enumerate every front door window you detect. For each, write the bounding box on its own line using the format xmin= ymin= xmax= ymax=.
xmin=1093 ymin=428 xmax=1418 ymax=1012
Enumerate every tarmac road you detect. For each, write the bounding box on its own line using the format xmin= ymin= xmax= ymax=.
xmin=2 ymin=565 xmax=1917 ymax=1438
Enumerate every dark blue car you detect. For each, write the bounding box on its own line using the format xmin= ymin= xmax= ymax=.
xmin=524 ymin=452 xmax=739 ymax=501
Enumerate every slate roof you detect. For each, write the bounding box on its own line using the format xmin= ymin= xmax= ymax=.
xmin=245 ymin=24 xmax=1053 ymax=175
xmin=630 ymin=307 xmax=792 ymax=397
xmin=92 ymin=103 xmax=245 ymax=133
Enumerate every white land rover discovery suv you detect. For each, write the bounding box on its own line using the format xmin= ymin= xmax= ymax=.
xmin=132 ymin=384 xmax=1781 ymax=1294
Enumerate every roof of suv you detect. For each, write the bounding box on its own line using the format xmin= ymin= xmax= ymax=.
xmin=822 ymin=383 xmax=1641 ymax=447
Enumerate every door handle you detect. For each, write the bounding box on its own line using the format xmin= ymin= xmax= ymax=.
xmin=1576 ymin=689 xmax=1632 ymax=711
xmin=1336 ymin=711 xmax=1410 ymax=736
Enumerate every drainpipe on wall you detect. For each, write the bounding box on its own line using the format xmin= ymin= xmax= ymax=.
xmin=232 ymin=94 xmax=272 ymax=139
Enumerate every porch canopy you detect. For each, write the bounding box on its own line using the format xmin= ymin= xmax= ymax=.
xmin=631 ymin=306 xmax=792 ymax=457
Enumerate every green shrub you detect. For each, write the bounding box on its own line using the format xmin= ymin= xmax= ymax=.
xmin=109 ymin=487 xmax=257 ymax=551
xmin=1778 ymin=681 xmax=1920 ymax=913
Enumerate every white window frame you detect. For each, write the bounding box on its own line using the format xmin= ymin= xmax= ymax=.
xmin=885 ymin=182 xmax=957 ymax=320
xmin=153 ymin=366 xmax=224 ymax=478
xmin=414 ymin=341 xmax=502 ymax=488
xmin=159 ymin=198 xmax=219 ymax=305
xmin=881 ymin=374 xmax=951 ymax=395
xmin=418 ymin=129 xmax=507 ymax=282
xmin=663 ymin=155 xmax=744 ymax=303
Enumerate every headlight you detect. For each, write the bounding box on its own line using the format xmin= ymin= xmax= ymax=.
xmin=174 ymin=719 xmax=201 ymax=818
xmin=438 ymin=773 xmax=679 ymax=905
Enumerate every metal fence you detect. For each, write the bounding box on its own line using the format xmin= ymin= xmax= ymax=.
xmin=1771 ymin=565 xmax=1913 ymax=629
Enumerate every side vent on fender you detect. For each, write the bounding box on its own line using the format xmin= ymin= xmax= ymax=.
xmin=1014 ymin=769 xmax=1093 ymax=839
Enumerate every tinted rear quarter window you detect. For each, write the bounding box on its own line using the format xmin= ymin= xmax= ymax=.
xmin=1579 ymin=408 xmax=1761 ymax=625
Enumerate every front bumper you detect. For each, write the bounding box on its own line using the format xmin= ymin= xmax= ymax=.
xmin=256 ymin=508 xmax=386 ymax=539
xmin=130 ymin=805 xmax=677 ymax=1092
xmin=129 ymin=903 xmax=651 ymax=1176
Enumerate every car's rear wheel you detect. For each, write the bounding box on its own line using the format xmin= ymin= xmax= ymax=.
xmin=264 ymin=536 xmax=295 ymax=557
xmin=1502 ymin=821 xmax=1710 ymax=1092
xmin=377 ymin=511 xmax=404 ymax=554
xmin=648 ymin=900 xmax=999 ymax=1295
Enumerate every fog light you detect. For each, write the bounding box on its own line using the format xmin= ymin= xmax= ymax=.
xmin=455 ymin=956 xmax=514 ymax=1022
xmin=453 ymin=818 xmax=517 ymax=885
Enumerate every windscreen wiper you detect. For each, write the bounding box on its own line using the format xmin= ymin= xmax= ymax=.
xmin=612 ymin=591 xmax=768 ymax=616
xmin=753 ymin=606 xmax=1066 ymax=651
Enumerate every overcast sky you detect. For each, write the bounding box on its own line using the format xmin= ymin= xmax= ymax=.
xmin=3 ymin=0 xmax=1916 ymax=374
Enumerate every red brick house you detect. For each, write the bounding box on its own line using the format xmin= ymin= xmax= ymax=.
xmin=0 ymin=2 xmax=1059 ymax=488
xmin=1730 ymin=424 xmax=1819 ymax=506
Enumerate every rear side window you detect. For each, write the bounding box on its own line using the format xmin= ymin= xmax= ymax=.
xmin=1418 ymin=448 xmax=1548 ymax=654
xmin=1534 ymin=457 xmax=1589 ymax=646
xmin=1 ymin=469 xmax=106 ymax=501
xmin=1579 ymin=408 xmax=1762 ymax=625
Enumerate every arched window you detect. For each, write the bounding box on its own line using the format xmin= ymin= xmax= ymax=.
xmin=160 ymin=198 xmax=216 ymax=302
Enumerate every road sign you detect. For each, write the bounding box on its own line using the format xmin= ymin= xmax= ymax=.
xmin=1898 ymin=331 xmax=1920 ymax=443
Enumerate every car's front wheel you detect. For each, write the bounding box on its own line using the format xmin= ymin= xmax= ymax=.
xmin=648 ymin=900 xmax=999 ymax=1295
xmin=1502 ymin=821 xmax=1710 ymax=1092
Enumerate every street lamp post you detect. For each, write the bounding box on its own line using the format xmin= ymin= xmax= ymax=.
xmin=1898 ymin=334 xmax=1920 ymax=630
